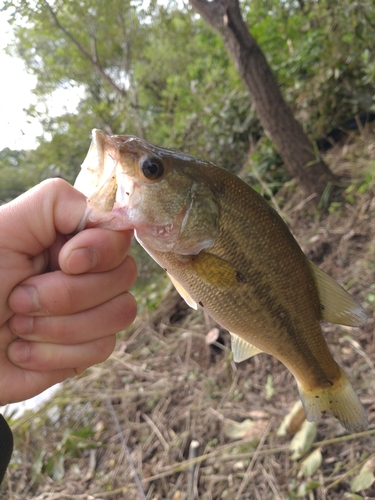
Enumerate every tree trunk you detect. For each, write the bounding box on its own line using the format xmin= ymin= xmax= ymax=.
xmin=189 ymin=0 xmax=336 ymax=199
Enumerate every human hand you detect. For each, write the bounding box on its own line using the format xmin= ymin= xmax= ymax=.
xmin=0 ymin=179 xmax=137 ymax=405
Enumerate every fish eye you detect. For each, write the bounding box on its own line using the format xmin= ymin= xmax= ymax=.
xmin=141 ymin=157 xmax=164 ymax=180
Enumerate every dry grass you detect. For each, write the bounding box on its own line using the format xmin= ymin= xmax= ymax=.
xmin=1 ymin=128 xmax=375 ymax=500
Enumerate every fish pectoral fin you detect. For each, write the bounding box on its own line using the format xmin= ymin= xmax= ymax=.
xmin=307 ymin=260 xmax=367 ymax=327
xmin=297 ymin=367 xmax=367 ymax=433
xmin=230 ymin=333 xmax=263 ymax=362
xmin=168 ymin=273 xmax=198 ymax=310
xmin=190 ymin=252 xmax=244 ymax=289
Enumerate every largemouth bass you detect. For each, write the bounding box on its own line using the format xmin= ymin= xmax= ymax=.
xmin=75 ymin=129 xmax=368 ymax=432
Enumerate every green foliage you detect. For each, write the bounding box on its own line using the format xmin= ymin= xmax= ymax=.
xmin=130 ymin=240 xmax=170 ymax=313
xmin=2 ymin=0 xmax=256 ymax=180
xmin=31 ymin=424 xmax=99 ymax=481
xmin=0 ymin=148 xmax=39 ymax=201
xmin=365 ymin=284 xmax=375 ymax=308
xmin=295 ymin=480 xmax=320 ymax=497
xmin=345 ymin=159 xmax=375 ymax=204
xmin=3 ymin=0 xmax=375 ymax=189
xmin=244 ymin=0 xmax=375 ymax=136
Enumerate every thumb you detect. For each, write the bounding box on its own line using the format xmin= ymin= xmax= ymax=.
xmin=0 ymin=179 xmax=87 ymax=256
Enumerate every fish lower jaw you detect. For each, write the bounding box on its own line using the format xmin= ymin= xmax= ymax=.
xmin=136 ymin=225 xmax=217 ymax=255
xmin=76 ymin=206 xmax=134 ymax=231
xmin=135 ymin=224 xmax=182 ymax=253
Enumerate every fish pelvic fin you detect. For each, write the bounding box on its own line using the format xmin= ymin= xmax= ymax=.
xmin=168 ymin=273 xmax=198 ymax=310
xmin=230 ymin=333 xmax=263 ymax=362
xmin=297 ymin=367 xmax=367 ymax=433
xmin=307 ymin=260 xmax=367 ymax=327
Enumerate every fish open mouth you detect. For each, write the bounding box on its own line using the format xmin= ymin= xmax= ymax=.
xmin=74 ymin=130 xmax=118 ymax=198
xmin=74 ymin=130 xmax=136 ymax=231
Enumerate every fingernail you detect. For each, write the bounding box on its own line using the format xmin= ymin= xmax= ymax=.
xmin=8 ymin=340 xmax=31 ymax=364
xmin=9 ymin=315 xmax=34 ymax=335
xmin=66 ymin=247 xmax=97 ymax=274
xmin=10 ymin=285 xmax=39 ymax=313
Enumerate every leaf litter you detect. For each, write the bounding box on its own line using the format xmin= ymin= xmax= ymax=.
xmin=1 ymin=127 xmax=375 ymax=499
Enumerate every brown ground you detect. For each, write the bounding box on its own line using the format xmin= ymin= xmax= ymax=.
xmin=1 ymin=129 xmax=375 ymax=500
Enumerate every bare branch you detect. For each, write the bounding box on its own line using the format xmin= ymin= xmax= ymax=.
xmin=117 ymin=7 xmax=146 ymax=139
xmin=43 ymin=0 xmax=127 ymax=98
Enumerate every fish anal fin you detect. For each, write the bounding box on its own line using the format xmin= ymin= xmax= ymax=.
xmin=297 ymin=367 xmax=367 ymax=432
xmin=190 ymin=252 xmax=243 ymax=289
xmin=307 ymin=260 xmax=367 ymax=327
xmin=168 ymin=273 xmax=198 ymax=310
xmin=230 ymin=333 xmax=263 ymax=362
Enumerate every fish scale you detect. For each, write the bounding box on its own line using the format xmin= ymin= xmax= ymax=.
xmin=74 ymin=129 xmax=368 ymax=432
xmin=147 ymin=170 xmax=340 ymax=388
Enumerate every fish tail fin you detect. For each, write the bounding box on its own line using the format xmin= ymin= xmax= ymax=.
xmin=297 ymin=368 xmax=367 ymax=432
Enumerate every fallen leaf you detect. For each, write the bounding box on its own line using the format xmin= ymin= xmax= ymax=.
xmin=224 ymin=418 xmax=268 ymax=441
xmin=350 ymin=457 xmax=375 ymax=493
xmin=290 ymin=420 xmax=318 ymax=460
xmin=350 ymin=470 xmax=374 ymax=493
xmin=277 ymin=400 xmax=306 ymax=436
xmin=298 ymin=448 xmax=323 ymax=478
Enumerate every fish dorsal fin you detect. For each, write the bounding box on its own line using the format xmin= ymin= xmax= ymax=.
xmin=190 ymin=252 xmax=244 ymax=289
xmin=307 ymin=260 xmax=367 ymax=326
xmin=168 ymin=273 xmax=198 ymax=310
xmin=230 ymin=333 xmax=263 ymax=362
